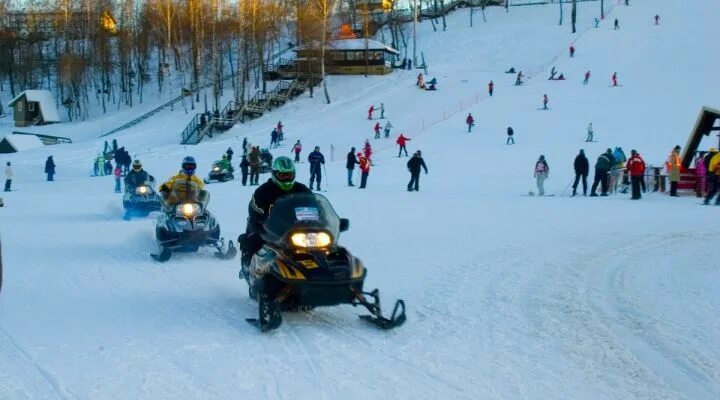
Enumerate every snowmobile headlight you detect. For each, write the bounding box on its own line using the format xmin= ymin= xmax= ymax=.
xmin=135 ymin=186 xmax=149 ymax=195
xmin=290 ymin=232 xmax=332 ymax=248
xmin=177 ymin=203 xmax=201 ymax=217
xmin=213 ymin=166 xmax=221 ymax=172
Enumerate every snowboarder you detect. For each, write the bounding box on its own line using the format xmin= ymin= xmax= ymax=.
xmin=239 ymin=157 xmax=312 ymax=267
xmin=363 ymin=140 xmax=373 ymax=165
xmin=374 ymin=122 xmax=382 ymax=139
xmin=534 ymin=155 xmax=549 ymax=196
xmin=248 ymin=147 xmax=261 ymax=185
xmin=45 ymin=156 xmax=55 ymax=181
xmin=291 ymin=140 xmax=302 ymax=162
xmin=611 ymin=72 xmax=618 ymax=87
xmin=590 ymin=149 xmax=614 ymax=196
xmin=655 ymin=14 xmax=660 ymax=25
xmin=586 ymin=122 xmax=594 ymax=142
xmin=583 ymin=70 xmax=591 ymax=85
xmin=626 ymin=150 xmax=646 ymax=200
xmin=346 ymin=147 xmax=358 ymax=186
xmin=666 ymin=145 xmax=682 ymax=197
xmin=240 ymin=155 xmax=250 ymax=186
xmin=572 ymin=149 xmax=589 ymax=196
xmin=466 ymin=113 xmax=475 ymax=133
xmin=308 ymin=146 xmax=325 ymax=191
xmin=407 ymin=150 xmax=428 ymax=192
xmin=506 ymin=127 xmax=515 ymax=145
xmin=114 ymin=165 xmax=122 ymax=193
xmin=358 ymin=152 xmax=370 ymax=189
xmin=4 ymin=162 xmax=12 ymax=192
xmin=380 ymin=103 xmax=385 ymax=119
xmin=397 ymin=134 xmax=411 ymax=157
xmin=488 ymin=81 xmax=494 ymax=97
xmin=569 ymin=45 xmax=575 ymax=58
xmin=515 ymin=71 xmax=524 ymax=86
xmin=368 ymin=105 xmax=376 ymax=120
xmin=542 ymin=94 xmax=549 ymax=110
xmin=704 ymin=149 xmax=720 ymax=205
xmin=226 ymin=147 xmax=234 ymax=162
xmin=614 ymin=18 xmax=620 ymax=30
xmin=549 ymin=66 xmax=557 ymax=80
xmin=384 ymin=121 xmax=393 ymax=138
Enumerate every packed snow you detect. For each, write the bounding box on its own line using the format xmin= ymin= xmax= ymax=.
xmin=1 ymin=0 xmax=719 ymax=399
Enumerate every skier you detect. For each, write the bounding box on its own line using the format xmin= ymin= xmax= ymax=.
xmin=397 ymin=134 xmax=411 ymax=157
xmin=583 ymin=70 xmax=591 ymax=85
xmin=611 ymin=72 xmax=618 ymax=87
xmin=569 ymin=45 xmax=575 ymax=58
xmin=466 ymin=113 xmax=475 ymax=133
xmin=654 ymin=14 xmax=660 ymax=25
xmin=368 ymin=105 xmax=376 ymax=120
xmin=384 ymin=121 xmax=393 ymax=138
xmin=704 ymin=149 xmax=720 ymax=205
xmin=307 ymin=146 xmax=325 ymax=191
xmin=291 ymin=140 xmax=302 ymax=163
xmin=114 ymin=165 xmax=122 ymax=193
xmin=666 ymin=145 xmax=682 ymax=197
xmin=586 ymin=122 xmax=594 ymax=142
xmin=45 ymin=156 xmax=55 ymax=181
xmin=542 ymin=94 xmax=549 ymax=110
xmin=572 ymin=149 xmax=589 ymax=196
xmin=406 ymin=150 xmax=428 ymax=192
xmin=4 ymin=162 xmax=12 ymax=192
xmin=533 ymin=155 xmax=549 ymax=196
xmin=506 ymin=127 xmax=515 ymax=145
xmin=626 ymin=150 xmax=646 ymax=200
xmin=124 ymin=160 xmax=155 ymax=192
xmin=380 ymin=102 xmax=385 ymax=119
xmin=248 ymin=147 xmax=261 ymax=185
xmin=226 ymin=147 xmax=234 ymax=162
xmin=358 ymin=152 xmax=370 ymax=189
xmin=614 ymin=18 xmax=620 ymax=30
xmin=158 ymin=156 xmax=207 ymax=211
xmin=515 ymin=71 xmax=524 ymax=86
xmin=363 ymin=140 xmax=373 ymax=165
xmin=346 ymin=147 xmax=358 ymax=186
xmin=239 ymin=156 xmax=312 ymax=266
xmin=590 ymin=149 xmax=614 ymax=196
xmin=240 ymin=155 xmax=250 ymax=186
xmin=270 ymin=128 xmax=279 ymax=148
xmin=374 ymin=122 xmax=381 ymax=139
xmin=488 ymin=80 xmax=494 ymax=97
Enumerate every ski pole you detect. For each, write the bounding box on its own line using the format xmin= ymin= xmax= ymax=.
xmin=323 ymin=164 xmax=329 ymax=191
xmin=560 ymin=177 xmax=574 ymax=197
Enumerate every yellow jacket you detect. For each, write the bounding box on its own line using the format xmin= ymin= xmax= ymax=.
xmin=710 ymin=152 xmax=720 ymax=176
xmin=160 ymin=172 xmax=205 ymax=205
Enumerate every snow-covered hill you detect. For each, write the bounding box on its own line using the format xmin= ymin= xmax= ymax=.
xmin=1 ymin=1 xmax=719 ymax=399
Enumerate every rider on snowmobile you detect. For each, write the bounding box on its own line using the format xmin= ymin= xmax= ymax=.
xmin=240 ymin=156 xmax=311 ymax=265
xmin=124 ymin=159 xmax=155 ymax=192
xmin=216 ymin=154 xmax=234 ymax=174
xmin=159 ymin=156 xmax=208 ymax=211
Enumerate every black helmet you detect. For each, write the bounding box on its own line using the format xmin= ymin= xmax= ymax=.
xmin=182 ymin=156 xmax=197 ymax=176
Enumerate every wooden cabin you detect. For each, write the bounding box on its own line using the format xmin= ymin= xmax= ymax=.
xmin=294 ymin=39 xmax=399 ymax=75
xmin=7 ymin=90 xmax=61 ymax=127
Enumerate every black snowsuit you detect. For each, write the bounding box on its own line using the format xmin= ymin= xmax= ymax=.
xmin=241 ymin=179 xmax=312 ymax=264
xmin=226 ymin=148 xmax=234 ymax=162
xmin=45 ymin=157 xmax=56 ymax=181
xmin=240 ymin=157 xmax=250 ymax=186
xmin=407 ymin=155 xmax=428 ymax=191
xmin=573 ymin=152 xmax=589 ymax=195
xmin=346 ymin=150 xmax=358 ymax=186
xmin=308 ymin=150 xmax=325 ymax=190
xmin=124 ymin=170 xmax=154 ymax=192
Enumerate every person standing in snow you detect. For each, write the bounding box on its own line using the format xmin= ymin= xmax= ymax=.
xmin=706 ymin=147 xmax=719 ymax=196
xmin=569 ymin=45 xmax=575 ymax=58
xmin=346 ymin=147 xmax=358 ymax=186
xmin=358 ymin=152 xmax=370 ymax=189
xmin=4 ymin=162 xmax=13 ymax=192
xmin=397 ymin=133 xmax=411 ymax=157
xmin=614 ymin=18 xmax=620 ymax=30
xmin=655 ymin=14 xmax=660 ymax=25
xmin=408 ymin=58 xmax=413 ymax=70
xmin=586 ymin=122 xmax=594 ymax=142
xmin=583 ymin=70 xmax=591 ymax=85
xmin=666 ymin=145 xmax=682 ymax=197
xmin=611 ymin=147 xmax=627 ymax=194
xmin=611 ymin=72 xmax=619 ymax=87
xmin=466 ymin=113 xmax=475 ymax=133
xmin=240 ymin=155 xmax=250 ymax=186
xmin=534 ymin=155 xmax=549 ymax=196
xmin=368 ymin=104 xmax=376 ymax=120
xmin=374 ymin=122 xmax=381 ymax=139
xmin=384 ymin=121 xmax=393 ymax=138
xmin=506 ymin=127 xmax=515 ymax=145
xmin=307 ymin=146 xmax=325 ymax=191
xmin=249 ymin=147 xmax=261 ymax=185
xmin=515 ymin=71 xmax=524 ymax=86
xmin=417 ymin=73 xmax=424 ymax=88
xmin=488 ymin=81 xmax=494 ymax=97
xmin=380 ymin=103 xmax=385 ymax=119
xmin=270 ymin=128 xmax=279 ymax=148
xmin=594 ymin=18 xmax=600 ymax=28
xmin=226 ymin=147 xmax=234 ymax=162
xmin=363 ymin=140 xmax=373 ymax=165
xmin=704 ymin=149 xmax=720 ymax=205
xmin=407 ymin=150 xmax=428 ymax=192
xmin=114 ymin=165 xmax=122 ymax=193
xmin=590 ymin=149 xmax=614 ymax=196
xmin=542 ymin=94 xmax=549 ymax=110
xmin=572 ymin=149 xmax=589 ymax=196
xmin=45 ymin=156 xmax=56 ymax=181
xmin=291 ymin=140 xmax=302 ymax=163
xmin=276 ymin=121 xmax=284 ymax=137
xmin=626 ymin=150 xmax=646 ymax=200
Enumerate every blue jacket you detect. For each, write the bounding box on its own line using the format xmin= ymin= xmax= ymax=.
xmin=308 ymin=151 xmax=325 ymax=172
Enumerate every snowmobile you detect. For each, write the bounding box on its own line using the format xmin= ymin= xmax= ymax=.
xmin=259 ymin=149 xmax=273 ymax=174
xmin=123 ymin=181 xmax=162 ymax=220
xmin=203 ymin=160 xmax=234 ymax=184
xmin=152 ymin=190 xmax=236 ymax=262
xmin=240 ymin=193 xmax=406 ymax=332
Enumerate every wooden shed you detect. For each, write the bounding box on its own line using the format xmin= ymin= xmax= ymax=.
xmin=0 ymin=134 xmax=45 ymax=153
xmin=294 ymin=39 xmax=399 ymax=75
xmin=7 ymin=90 xmax=61 ymax=128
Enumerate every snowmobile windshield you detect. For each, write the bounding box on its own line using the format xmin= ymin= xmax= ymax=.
xmin=263 ymin=193 xmax=341 ymax=246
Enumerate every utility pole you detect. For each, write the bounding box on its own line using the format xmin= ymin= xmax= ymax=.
xmin=364 ymin=0 xmax=369 ymax=77
xmin=413 ymin=0 xmax=417 ymax=66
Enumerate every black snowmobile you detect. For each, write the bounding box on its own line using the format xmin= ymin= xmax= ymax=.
xmin=152 ymin=190 xmax=236 ymax=262
xmin=240 ymin=193 xmax=406 ymax=332
xmin=123 ymin=180 xmax=162 ymax=220
xmin=204 ymin=160 xmax=234 ymax=184
xmin=259 ymin=149 xmax=273 ymax=174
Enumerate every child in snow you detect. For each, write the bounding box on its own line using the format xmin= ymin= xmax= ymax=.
xmin=506 ymin=127 xmax=515 ymax=145
xmin=291 ymin=140 xmax=302 ymax=163
xmin=374 ymin=122 xmax=381 ymax=139
xmin=569 ymin=45 xmax=575 ymax=58
xmin=466 ymin=113 xmax=475 ymax=132
xmin=4 ymin=162 xmax=13 ymax=191
xmin=363 ymin=140 xmax=373 ymax=165
xmin=368 ymin=105 xmax=375 ymax=120
xmin=380 ymin=103 xmax=385 ymax=119
xmin=384 ymin=121 xmax=393 ymax=138
xmin=542 ymin=94 xmax=549 ymax=110
xmin=534 ymin=155 xmax=549 ymax=196
xmin=586 ymin=123 xmax=594 ymax=142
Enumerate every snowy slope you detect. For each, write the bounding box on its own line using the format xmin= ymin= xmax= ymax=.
xmin=1 ymin=1 xmax=719 ymax=399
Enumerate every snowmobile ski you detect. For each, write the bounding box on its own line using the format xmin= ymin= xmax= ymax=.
xmin=214 ymin=239 xmax=237 ymax=260
xmin=354 ymin=289 xmax=406 ymax=330
xmin=246 ymin=296 xmax=282 ymax=332
xmin=151 ymin=246 xmax=172 ymax=262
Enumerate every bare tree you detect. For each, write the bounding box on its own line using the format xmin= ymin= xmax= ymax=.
xmin=571 ymin=0 xmax=577 ymax=33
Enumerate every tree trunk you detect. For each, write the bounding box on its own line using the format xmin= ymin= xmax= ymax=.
xmin=571 ymin=0 xmax=577 ymax=33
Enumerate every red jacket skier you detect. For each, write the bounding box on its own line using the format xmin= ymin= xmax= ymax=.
xmin=396 ymin=134 xmax=411 ymax=157
xmin=368 ymin=105 xmax=375 ymax=120
xmin=626 ymin=151 xmax=646 ymax=176
xmin=466 ymin=113 xmax=475 ymax=132
xmin=374 ymin=122 xmax=381 ymax=139
xmin=363 ymin=140 xmax=373 ymax=164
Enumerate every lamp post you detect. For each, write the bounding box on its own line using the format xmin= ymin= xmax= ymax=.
xmin=412 ymin=0 xmax=417 ymax=67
